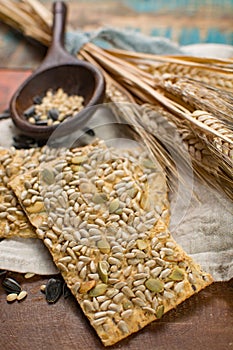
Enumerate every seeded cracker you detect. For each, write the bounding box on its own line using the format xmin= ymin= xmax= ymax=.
xmin=0 ymin=146 xmax=66 ymax=239
xmin=9 ymin=140 xmax=213 ymax=346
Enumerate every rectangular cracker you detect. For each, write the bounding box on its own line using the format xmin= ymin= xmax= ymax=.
xmin=0 ymin=148 xmax=36 ymax=238
xmin=9 ymin=139 xmax=213 ymax=346
xmin=0 ymin=146 xmax=66 ymax=239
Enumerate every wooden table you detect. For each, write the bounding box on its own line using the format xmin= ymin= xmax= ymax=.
xmin=1 ymin=272 xmax=233 ymax=350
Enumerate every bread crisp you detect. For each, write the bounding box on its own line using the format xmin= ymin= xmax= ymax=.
xmin=0 ymin=146 xmax=66 ymax=239
xmin=9 ymin=140 xmax=213 ymax=346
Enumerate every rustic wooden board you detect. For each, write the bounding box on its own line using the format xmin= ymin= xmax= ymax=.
xmin=0 ymin=272 xmax=233 ymax=350
xmin=0 ymin=69 xmax=233 ymax=350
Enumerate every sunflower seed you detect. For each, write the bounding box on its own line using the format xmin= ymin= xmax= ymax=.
xmin=6 ymin=293 xmax=18 ymax=302
xmin=17 ymin=290 xmax=28 ymax=301
xmin=45 ymin=278 xmax=63 ymax=303
xmin=2 ymin=277 xmax=21 ymax=294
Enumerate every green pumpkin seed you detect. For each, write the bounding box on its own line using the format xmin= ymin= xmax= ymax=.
xmin=156 ymin=305 xmax=164 ymax=319
xmin=41 ymin=168 xmax=55 ymax=185
xmin=169 ymin=267 xmax=184 ymax=281
xmin=115 ymin=208 xmax=123 ymax=215
xmin=89 ymin=283 xmax=108 ymax=297
xmin=122 ymin=300 xmax=133 ymax=310
xmin=97 ymin=239 xmax=110 ymax=254
xmin=98 ymin=261 xmax=109 ymax=283
xmin=109 ymin=198 xmax=120 ymax=213
xmin=145 ymin=278 xmax=164 ymax=293
xmin=92 ymin=192 xmax=108 ymax=204
xmin=142 ymin=158 xmax=156 ymax=169
xmin=127 ymin=187 xmax=138 ymax=198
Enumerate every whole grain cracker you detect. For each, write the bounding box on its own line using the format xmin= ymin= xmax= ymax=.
xmin=0 ymin=146 xmax=66 ymax=239
xmin=9 ymin=140 xmax=213 ymax=346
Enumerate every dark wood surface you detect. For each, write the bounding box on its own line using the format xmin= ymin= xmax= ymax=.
xmin=0 ymin=69 xmax=233 ymax=349
xmin=0 ymin=272 xmax=233 ymax=350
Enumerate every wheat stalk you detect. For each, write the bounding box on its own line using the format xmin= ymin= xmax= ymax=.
xmin=156 ymin=75 xmax=233 ymax=125
xmin=0 ymin=0 xmax=232 ymax=199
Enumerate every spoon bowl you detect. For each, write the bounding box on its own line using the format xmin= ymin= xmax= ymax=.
xmin=10 ymin=1 xmax=105 ymax=140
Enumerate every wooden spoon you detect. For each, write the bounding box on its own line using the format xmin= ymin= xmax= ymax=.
xmin=10 ymin=1 xmax=105 ymax=140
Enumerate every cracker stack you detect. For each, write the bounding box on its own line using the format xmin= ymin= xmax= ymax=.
xmin=9 ymin=140 xmax=213 ymax=346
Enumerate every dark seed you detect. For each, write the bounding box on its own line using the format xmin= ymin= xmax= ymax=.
xmin=192 ymin=284 xmax=197 ymax=291
xmin=35 ymin=120 xmax=48 ymax=126
xmin=48 ymin=108 xmax=59 ymax=121
xmin=33 ymin=115 xmax=41 ymax=122
xmin=13 ymin=135 xmax=35 ymax=144
xmin=0 ymin=110 xmax=10 ymax=120
xmin=13 ymin=142 xmax=31 ymax=149
xmin=0 ymin=269 xmax=7 ymax=276
xmin=45 ymin=278 xmax=63 ymax=303
xmin=33 ymin=95 xmax=43 ymax=104
xmin=2 ymin=277 xmax=22 ymax=294
xmin=63 ymin=283 xmax=71 ymax=299
xmin=24 ymin=105 xmax=35 ymax=118
xmin=82 ymin=126 xmax=95 ymax=137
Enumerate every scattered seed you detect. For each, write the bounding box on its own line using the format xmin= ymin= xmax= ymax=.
xmin=17 ymin=290 xmax=27 ymax=301
xmin=6 ymin=293 xmax=18 ymax=302
xmin=2 ymin=277 xmax=21 ymax=294
xmin=45 ymin=278 xmax=63 ymax=303
xmin=40 ymin=284 xmax=46 ymax=292
xmin=24 ymin=272 xmax=35 ymax=279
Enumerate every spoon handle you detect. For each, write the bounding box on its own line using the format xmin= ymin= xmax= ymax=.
xmin=51 ymin=1 xmax=67 ymax=49
xmin=36 ymin=1 xmax=77 ymax=73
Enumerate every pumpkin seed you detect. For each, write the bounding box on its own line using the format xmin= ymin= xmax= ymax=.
xmin=41 ymin=168 xmax=55 ymax=185
xmin=109 ymin=198 xmax=120 ymax=213
xmin=142 ymin=158 xmax=156 ymax=169
xmin=145 ymin=278 xmax=164 ymax=293
xmin=97 ymin=261 xmax=109 ymax=283
xmin=127 ymin=187 xmax=138 ymax=198
xmin=97 ymin=239 xmax=110 ymax=254
xmin=89 ymin=283 xmax=108 ymax=297
xmin=92 ymin=192 xmax=108 ymax=204
xmin=156 ymin=305 xmax=164 ymax=319
xmin=169 ymin=267 xmax=185 ymax=281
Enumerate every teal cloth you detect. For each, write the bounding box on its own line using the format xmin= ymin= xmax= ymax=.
xmin=65 ymin=27 xmax=184 ymax=55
